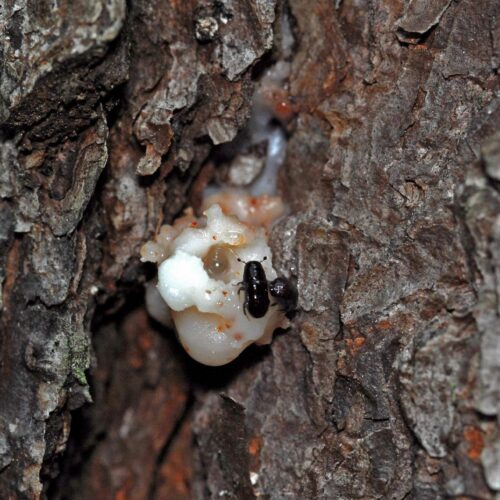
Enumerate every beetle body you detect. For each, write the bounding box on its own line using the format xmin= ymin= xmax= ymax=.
xmin=239 ymin=261 xmax=270 ymax=318
xmin=269 ymin=277 xmax=297 ymax=312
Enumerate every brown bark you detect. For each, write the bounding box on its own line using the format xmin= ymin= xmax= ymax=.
xmin=0 ymin=0 xmax=498 ymax=498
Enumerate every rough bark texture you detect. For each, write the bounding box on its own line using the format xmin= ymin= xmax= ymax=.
xmin=0 ymin=0 xmax=498 ymax=499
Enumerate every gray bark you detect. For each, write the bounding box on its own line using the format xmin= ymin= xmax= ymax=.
xmin=0 ymin=0 xmax=498 ymax=498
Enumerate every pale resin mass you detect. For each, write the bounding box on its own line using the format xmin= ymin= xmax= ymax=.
xmin=140 ymin=59 xmax=291 ymax=366
xmin=141 ymin=202 xmax=288 ymax=366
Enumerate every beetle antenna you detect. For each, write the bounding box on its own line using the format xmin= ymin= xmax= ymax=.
xmin=230 ymin=247 xmax=267 ymax=264
xmin=237 ymin=256 xmax=267 ymax=263
xmin=227 ymin=247 xmax=244 ymax=263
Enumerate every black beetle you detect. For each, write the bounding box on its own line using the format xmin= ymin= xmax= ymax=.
xmin=269 ymin=277 xmax=298 ymax=312
xmin=237 ymin=257 xmax=297 ymax=318
xmin=238 ymin=258 xmax=270 ymax=318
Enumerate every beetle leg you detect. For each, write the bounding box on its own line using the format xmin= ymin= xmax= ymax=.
xmin=236 ymin=283 xmax=248 ymax=317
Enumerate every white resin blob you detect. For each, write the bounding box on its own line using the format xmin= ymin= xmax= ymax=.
xmin=142 ymin=203 xmax=287 ymax=366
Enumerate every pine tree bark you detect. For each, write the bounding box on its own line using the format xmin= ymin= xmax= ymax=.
xmin=0 ymin=0 xmax=498 ymax=498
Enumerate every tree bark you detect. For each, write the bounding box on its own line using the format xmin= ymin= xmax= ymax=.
xmin=0 ymin=0 xmax=498 ymax=498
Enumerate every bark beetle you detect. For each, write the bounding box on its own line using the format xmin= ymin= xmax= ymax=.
xmin=0 ymin=0 xmax=498 ymax=498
